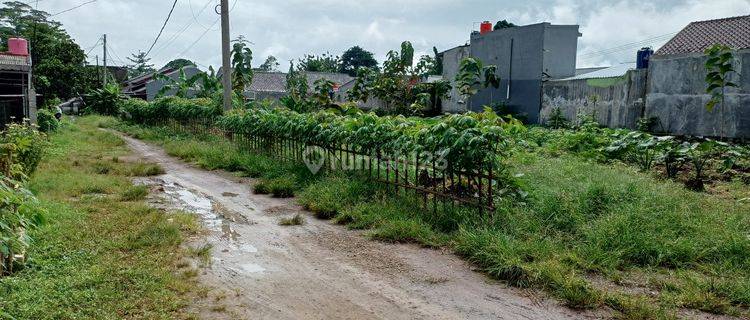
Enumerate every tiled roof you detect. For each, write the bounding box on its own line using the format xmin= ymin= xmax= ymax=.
xmin=656 ymin=15 xmax=750 ymax=56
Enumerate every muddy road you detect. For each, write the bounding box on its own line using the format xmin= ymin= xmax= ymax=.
xmin=118 ymin=133 xmax=596 ymax=320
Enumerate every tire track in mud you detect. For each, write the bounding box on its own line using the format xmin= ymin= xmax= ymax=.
xmin=117 ymin=132 xmax=600 ymax=320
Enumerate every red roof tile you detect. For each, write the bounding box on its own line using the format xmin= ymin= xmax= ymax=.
xmin=656 ymin=15 xmax=750 ymax=56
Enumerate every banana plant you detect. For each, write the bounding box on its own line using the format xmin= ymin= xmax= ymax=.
xmin=231 ymin=36 xmax=254 ymax=100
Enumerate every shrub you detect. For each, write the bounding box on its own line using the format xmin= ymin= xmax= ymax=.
xmin=0 ymin=123 xmax=48 ymax=178
xmin=36 ymin=109 xmax=59 ymax=133
xmin=85 ymin=84 xmax=123 ymax=116
xmin=0 ymin=177 xmax=45 ymax=275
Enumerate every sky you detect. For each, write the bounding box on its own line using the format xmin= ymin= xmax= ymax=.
xmin=25 ymin=0 xmax=750 ymax=71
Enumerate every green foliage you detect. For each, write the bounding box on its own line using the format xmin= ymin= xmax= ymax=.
xmin=36 ymin=109 xmax=59 ymax=133
xmin=704 ymin=44 xmax=738 ymax=112
xmin=126 ymin=51 xmax=155 ymax=78
xmin=679 ymin=140 xmax=727 ymax=191
xmin=231 ymin=36 xmax=254 ymax=99
xmin=547 ymin=107 xmax=569 ymax=129
xmin=0 ymin=2 xmax=89 ymax=100
xmin=494 ymin=20 xmax=517 ymax=30
xmin=339 ymin=46 xmax=378 ymax=76
xmin=162 ymin=58 xmax=195 ymax=71
xmin=346 ymin=41 xmax=450 ymax=116
xmin=85 ymin=84 xmax=123 ymax=116
xmin=454 ymin=57 xmax=500 ymax=107
xmin=297 ymin=52 xmax=341 ymax=73
xmin=119 ymin=97 xmax=221 ymax=124
xmin=258 ymin=55 xmax=280 ymax=72
xmin=155 ymin=66 xmax=223 ymax=100
xmin=216 ymin=107 xmax=517 ymax=176
xmin=0 ymin=176 xmax=45 ymax=274
xmin=0 ymin=123 xmax=48 ymax=178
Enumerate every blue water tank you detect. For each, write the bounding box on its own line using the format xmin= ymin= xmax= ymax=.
xmin=637 ymin=47 xmax=653 ymax=69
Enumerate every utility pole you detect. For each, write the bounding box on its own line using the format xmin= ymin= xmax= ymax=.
xmin=102 ymin=34 xmax=108 ymax=86
xmin=220 ymin=0 xmax=232 ymax=111
xmin=96 ymin=55 xmax=100 ymax=84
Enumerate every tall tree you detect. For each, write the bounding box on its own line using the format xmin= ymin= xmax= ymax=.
xmin=0 ymin=1 xmax=89 ymax=99
xmin=258 ymin=55 xmax=279 ymax=72
xmin=163 ymin=58 xmax=196 ymax=71
xmin=339 ymin=46 xmax=378 ymax=76
xmin=297 ymin=52 xmax=340 ymax=73
xmin=127 ymin=51 xmax=155 ymax=78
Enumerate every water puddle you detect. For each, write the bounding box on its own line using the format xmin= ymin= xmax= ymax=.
xmin=238 ymin=263 xmax=266 ymax=274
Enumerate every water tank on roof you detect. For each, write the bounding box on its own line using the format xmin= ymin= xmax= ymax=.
xmin=8 ymin=38 xmax=29 ymax=56
xmin=636 ymin=47 xmax=653 ymax=69
xmin=480 ymin=21 xmax=493 ymax=35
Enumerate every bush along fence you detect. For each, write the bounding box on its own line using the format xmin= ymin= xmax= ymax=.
xmin=121 ymin=98 xmax=526 ymax=213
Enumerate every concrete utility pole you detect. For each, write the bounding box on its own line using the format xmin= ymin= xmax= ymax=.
xmin=102 ymin=34 xmax=107 ymax=86
xmin=220 ymin=0 xmax=232 ymax=111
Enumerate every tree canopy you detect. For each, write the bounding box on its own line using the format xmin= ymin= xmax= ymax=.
xmin=127 ymin=51 xmax=155 ymax=78
xmin=258 ymin=55 xmax=280 ymax=72
xmin=297 ymin=52 xmax=340 ymax=73
xmin=494 ymin=20 xmax=517 ymax=30
xmin=0 ymin=1 xmax=90 ymax=99
xmin=339 ymin=46 xmax=378 ymax=76
xmin=162 ymin=58 xmax=196 ymax=71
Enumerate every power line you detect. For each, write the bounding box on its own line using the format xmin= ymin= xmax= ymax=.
xmin=145 ymin=0 xmax=179 ymax=57
xmin=151 ymin=0 xmax=215 ymax=57
xmin=170 ymin=0 xmax=236 ymax=61
xmin=50 ymin=0 xmax=97 ymax=16
xmin=84 ymin=36 xmax=102 ymax=56
xmin=578 ymin=32 xmax=678 ymax=58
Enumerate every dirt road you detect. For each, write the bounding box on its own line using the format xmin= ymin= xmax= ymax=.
xmin=119 ymin=133 xmax=596 ymax=320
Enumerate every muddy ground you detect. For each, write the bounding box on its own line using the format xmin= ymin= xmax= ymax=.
xmin=118 ymin=133 xmax=603 ymax=320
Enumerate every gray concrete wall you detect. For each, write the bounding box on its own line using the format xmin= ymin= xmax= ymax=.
xmin=146 ymin=66 xmax=202 ymax=101
xmin=440 ymin=45 xmax=470 ymax=113
xmin=645 ymin=50 xmax=750 ymax=139
xmin=541 ymin=69 xmax=647 ymax=129
xmin=468 ymin=23 xmax=579 ymax=123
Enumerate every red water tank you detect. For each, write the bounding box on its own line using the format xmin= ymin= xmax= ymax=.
xmin=8 ymin=38 xmax=29 ymax=56
xmin=480 ymin=21 xmax=493 ymax=35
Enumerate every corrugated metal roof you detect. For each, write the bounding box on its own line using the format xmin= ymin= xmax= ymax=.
xmin=557 ymin=63 xmax=633 ymax=81
xmin=656 ymin=15 xmax=750 ymax=56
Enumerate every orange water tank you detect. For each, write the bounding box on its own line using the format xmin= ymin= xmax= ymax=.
xmin=480 ymin=21 xmax=493 ymax=35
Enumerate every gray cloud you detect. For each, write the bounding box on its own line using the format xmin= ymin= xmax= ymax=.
xmin=33 ymin=0 xmax=750 ymax=70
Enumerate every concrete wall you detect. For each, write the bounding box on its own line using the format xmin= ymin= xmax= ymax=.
xmin=645 ymin=50 xmax=750 ymax=139
xmin=146 ymin=66 xmax=202 ymax=101
xmin=440 ymin=45 xmax=471 ymax=113
xmin=541 ymin=69 xmax=647 ymax=129
xmin=467 ymin=23 xmax=579 ymax=123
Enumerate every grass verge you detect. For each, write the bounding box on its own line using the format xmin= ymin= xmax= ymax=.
xmin=0 ymin=116 xmax=200 ymax=319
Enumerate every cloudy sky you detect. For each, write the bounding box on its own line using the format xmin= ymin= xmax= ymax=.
xmin=28 ymin=0 xmax=750 ymax=71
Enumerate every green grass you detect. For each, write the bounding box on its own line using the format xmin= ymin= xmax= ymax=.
xmin=0 ymin=116 xmax=200 ymax=319
xmin=278 ymin=214 xmax=305 ymax=226
xmin=107 ymin=117 xmax=750 ymax=318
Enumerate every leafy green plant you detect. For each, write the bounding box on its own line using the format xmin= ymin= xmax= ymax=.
xmin=85 ymin=84 xmax=123 ymax=116
xmin=346 ymin=41 xmax=451 ymax=116
xmin=704 ymin=44 xmax=738 ymax=112
xmin=0 ymin=176 xmax=45 ymax=275
xmin=0 ymin=123 xmax=48 ymax=178
xmin=679 ymin=140 xmax=726 ymax=191
xmin=36 ymin=109 xmax=59 ymax=133
xmin=231 ymin=36 xmax=254 ymax=100
xmin=548 ymin=107 xmax=569 ymax=129
xmin=605 ymin=132 xmax=671 ymax=171
xmin=454 ymin=57 xmax=500 ymax=110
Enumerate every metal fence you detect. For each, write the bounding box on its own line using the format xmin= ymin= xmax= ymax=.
xmin=157 ymin=118 xmax=499 ymax=214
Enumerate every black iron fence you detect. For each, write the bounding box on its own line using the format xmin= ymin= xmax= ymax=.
xmin=155 ymin=118 xmax=499 ymax=214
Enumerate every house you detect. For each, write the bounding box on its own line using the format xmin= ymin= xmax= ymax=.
xmin=441 ymin=22 xmax=581 ymax=123
xmin=0 ymin=38 xmax=36 ymax=127
xmin=122 ymin=66 xmax=202 ymax=101
xmin=247 ymin=71 xmax=353 ymax=101
xmin=645 ymin=15 xmax=750 ymax=138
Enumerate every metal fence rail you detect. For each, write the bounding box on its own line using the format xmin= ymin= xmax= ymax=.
xmin=158 ymin=118 xmax=498 ymax=214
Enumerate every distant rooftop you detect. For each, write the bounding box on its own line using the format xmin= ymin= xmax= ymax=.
xmin=557 ymin=63 xmax=634 ymax=81
xmin=656 ymin=15 xmax=750 ymax=56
